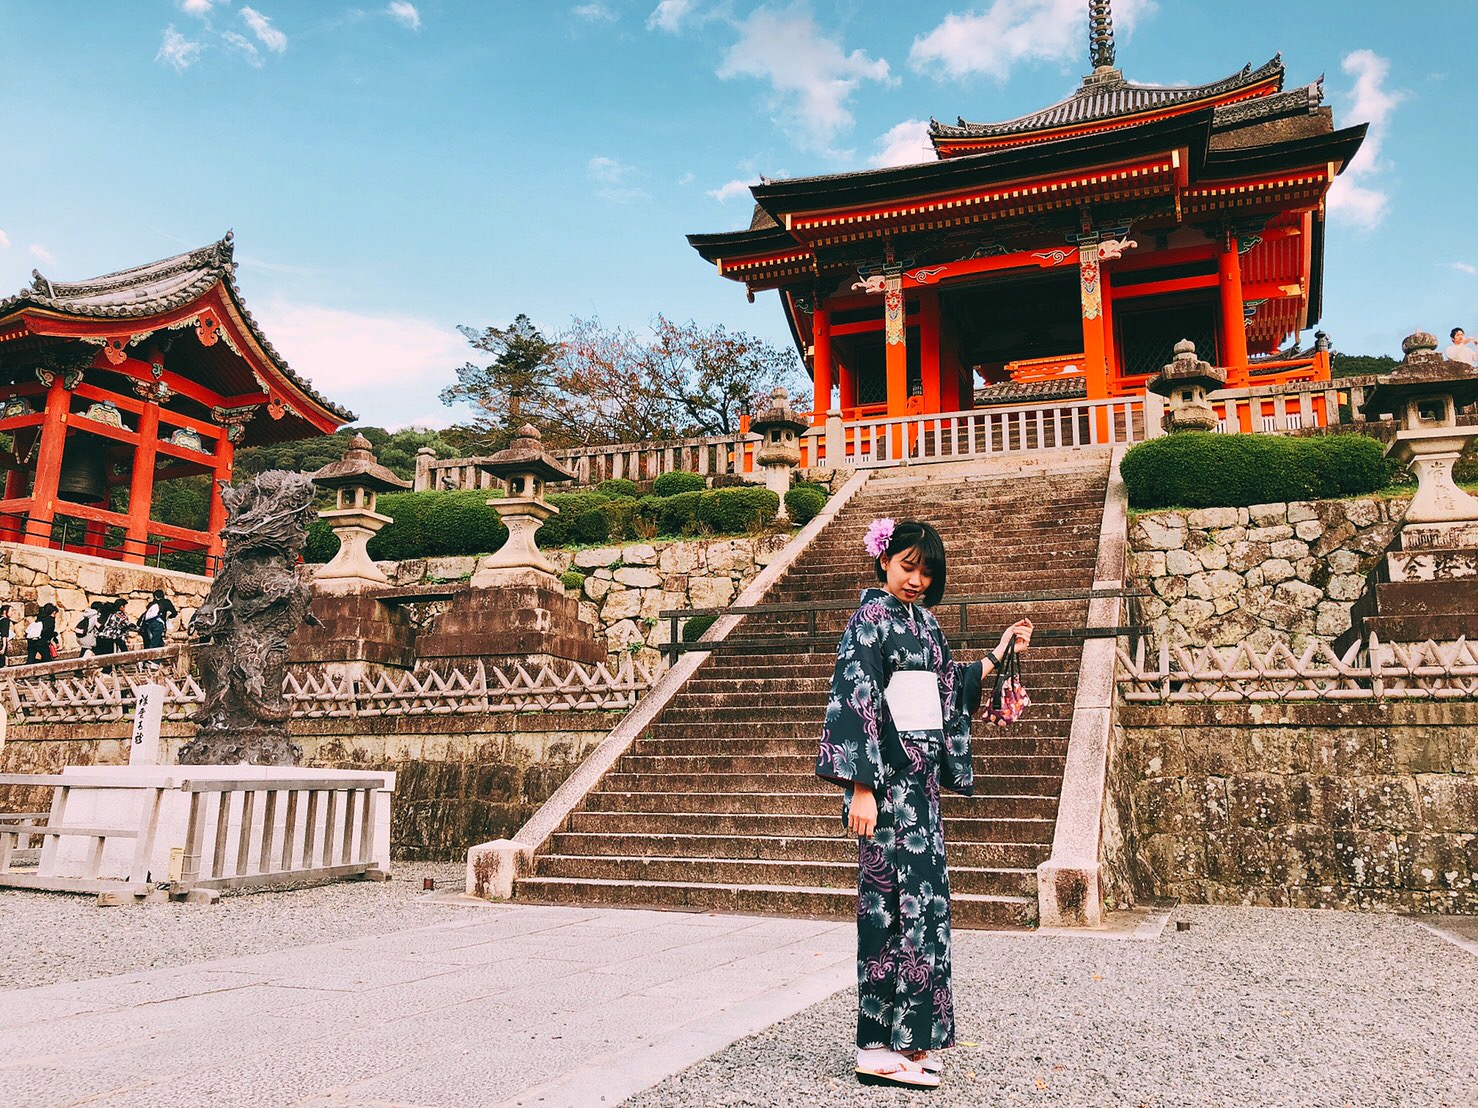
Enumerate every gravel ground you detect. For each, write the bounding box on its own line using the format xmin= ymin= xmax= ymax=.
xmin=624 ymin=905 xmax=1478 ymax=1108
xmin=0 ymin=860 xmax=470 ymax=989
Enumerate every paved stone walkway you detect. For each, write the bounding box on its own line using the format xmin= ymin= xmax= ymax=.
xmin=2 ymin=901 xmax=854 ymax=1108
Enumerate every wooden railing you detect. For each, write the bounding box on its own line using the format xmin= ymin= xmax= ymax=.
xmin=1116 ymin=635 xmax=1478 ymax=702
xmin=0 ymin=652 xmax=662 ymax=724
xmin=177 ymin=774 xmax=385 ymax=895
xmin=0 ymin=774 xmax=167 ymax=896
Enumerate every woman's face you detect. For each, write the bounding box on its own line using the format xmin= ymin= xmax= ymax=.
xmin=880 ymin=545 xmax=931 ymax=605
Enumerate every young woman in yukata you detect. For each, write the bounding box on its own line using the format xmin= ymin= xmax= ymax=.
xmin=816 ymin=518 xmax=1032 ymax=1091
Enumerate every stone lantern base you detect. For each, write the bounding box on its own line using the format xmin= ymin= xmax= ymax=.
xmin=415 ymin=581 xmax=606 ymax=667
xmin=288 ymin=591 xmax=417 ymax=677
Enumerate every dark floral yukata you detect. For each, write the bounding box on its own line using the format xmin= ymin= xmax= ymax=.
xmin=816 ymin=588 xmax=983 ymax=1052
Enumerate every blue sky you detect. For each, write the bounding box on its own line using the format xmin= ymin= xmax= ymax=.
xmin=2 ymin=1 xmax=1474 ymax=429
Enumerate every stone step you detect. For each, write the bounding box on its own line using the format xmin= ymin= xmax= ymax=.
xmin=531 ymin=854 xmax=1040 ymax=898
xmin=628 ymin=736 xmax=1070 ymax=759
xmin=614 ymin=753 xmax=1067 ymax=776
xmin=581 ymin=791 xmax=1062 ymax=819
xmin=595 ymin=771 xmax=1064 ymax=798
xmin=546 ymin=831 xmax=1051 ymax=869
xmin=565 ymin=810 xmax=1057 ymax=843
xmin=515 ymin=875 xmax=1038 ymax=929
xmin=639 ymin=718 xmax=1074 ymax=740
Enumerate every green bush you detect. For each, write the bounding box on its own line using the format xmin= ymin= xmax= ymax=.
xmin=597 ymin=496 xmax=639 ymax=542
xmin=367 ymin=490 xmax=508 ymax=560
xmin=1120 ymin=433 xmax=1394 ymax=510
xmin=637 ymin=490 xmax=704 ymax=536
xmin=304 ymin=520 xmax=338 ymax=563
xmin=682 ymin=614 xmax=718 ymax=641
xmin=784 ymin=487 xmax=827 ymax=525
xmin=697 ymin=487 xmax=780 ymax=532
xmin=652 ymin=470 xmax=706 ymax=496
xmin=596 ymin=478 xmax=639 ymax=498
xmin=543 ymin=491 xmax=616 ymax=547
xmin=559 ymin=570 xmax=585 ymax=591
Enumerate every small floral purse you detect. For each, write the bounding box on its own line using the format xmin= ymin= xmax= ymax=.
xmin=980 ymin=640 xmax=1030 ymax=726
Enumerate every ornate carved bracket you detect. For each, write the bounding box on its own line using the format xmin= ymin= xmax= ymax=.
xmin=33 ymin=349 xmax=91 ymax=391
xmin=211 ymin=402 xmax=260 ymax=444
xmin=130 ymin=378 xmax=174 ymax=404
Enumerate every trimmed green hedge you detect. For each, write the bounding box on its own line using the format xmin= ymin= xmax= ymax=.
xmin=785 ymin=487 xmax=826 ymax=525
xmin=1120 ymin=433 xmax=1395 ymax=510
xmin=365 ymin=490 xmax=510 ymax=561
xmin=697 ymin=487 xmax=780 ymax=532
xmin=596 ymin=478 xmax=639 ymax=498
xmin=652 ymin=470 xmax=706 ymax=496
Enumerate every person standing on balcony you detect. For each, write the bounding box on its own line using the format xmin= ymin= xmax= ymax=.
xmin=816 ymin=517 xmax=1032 ymax=1090
xmin=94 ymin=600 xmax=136 ymax=657
xmin=0 ymin=603 xmax=14 ymax=666
xmin=1445 ymin=328 xmax=1478 ymax=366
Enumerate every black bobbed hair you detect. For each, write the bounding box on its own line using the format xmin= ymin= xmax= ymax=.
xmin=872 ymin=519 xmax=948 ymax=607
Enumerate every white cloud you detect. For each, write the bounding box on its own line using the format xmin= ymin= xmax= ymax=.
xmin=677 ymin=171 xmax=696 ymax=186
xmin=387 ymin=1 xmax=421 ymax=30
xmin=647 ymin=0 xmax=697 ymax=33
xmin=910 ymin=0 xmax=1154 ymax=82
xmin=870 ymin=119 xmax=933 ymax=168
xmin=574 ymin=3 xmax=617 ymax=22
xmin=29 ymin=245 xmax=55 ymax=265
xmin=717 ymin=7 xmax=893 ymax=155
xmin=0 ymin=229 xmax=10 ymax=250
xmin=1443 ymin=262 xmax=1477 ymax=276
xmin=251 ymin=300 xmax=466 ymax=424
xmin=240 ymin=6 xmax=287 ymax=53
xmin=221 ymin=30 xmax=262 ymax=66
xmin=586 ymin=156 xmax=650 ymax=203
xmin=180 ymin=0 xmax=217 ymax=15
xmin=1327 ymin=49 xmax=1407 ymax=231
xmin=706 ymin=178 xmax=757 ymax=202
xmin=156 ymin=26 xmax=203 ymax=71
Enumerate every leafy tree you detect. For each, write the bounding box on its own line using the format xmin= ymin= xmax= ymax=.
xmin=439 ymin=314 xmax=562 ymax=451
xmin=1331 ymin=352 xmax=1398 ymax=379
xmin=643 ymin=316 xmax=805 ymax=436
xmin=234 ymin=426 xmax=454 ymax=481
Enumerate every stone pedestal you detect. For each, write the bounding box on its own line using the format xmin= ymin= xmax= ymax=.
xmin=416 ymin=578 xmax=606 ymax=666
xmin=289 ymin=591 xmax=417 ymax=676
xmin=314 ymin=507 xmax=394 ymax=592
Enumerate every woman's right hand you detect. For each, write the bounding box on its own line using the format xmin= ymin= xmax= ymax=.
xmin=999 ymin=618 xmax=1034 ymax=656
xmin=849 ymin=785 xmax=878 ymax=839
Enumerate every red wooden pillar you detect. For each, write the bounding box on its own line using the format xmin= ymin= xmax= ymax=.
xmin=124 ymin=400 xmax=160 ymax=564
xmin=838 ymin=355 xmax=856 ymax=411
xmin=1219 ymin=235 xmax=1249 ymax=386
xmin=1101 ymin=266 xmax=1120 ymax=395
xmin=885 ymin=276 xmax=908 ymax=456
xmin=27 ymin=377 xmax=71 ymax=544
xmin=3 ymin=464 xmax=23 ymax=500
xmin=919 ymin=288 xmax=941 ymax=415
xmin=207 ymin=435 xmax=234 ymax=567
xmin=1078 ymin=244 xmax=1110 ymax=440
xmin=811 ymin=308 xmax=832 ymax=420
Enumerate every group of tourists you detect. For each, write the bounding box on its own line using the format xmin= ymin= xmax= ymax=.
xmin=0 ymin=589 xmax=179 ymax=666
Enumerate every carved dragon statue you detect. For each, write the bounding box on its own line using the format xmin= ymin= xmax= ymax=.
xmin=178 ymin=470 xmax=320 ymax=766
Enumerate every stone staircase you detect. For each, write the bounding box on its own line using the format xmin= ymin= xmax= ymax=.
xmin=516 ymin=450 xmax=1112 ymax=929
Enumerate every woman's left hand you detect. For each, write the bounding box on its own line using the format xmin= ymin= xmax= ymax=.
xmin=999 ymin=618 xmax=1033 ymax=656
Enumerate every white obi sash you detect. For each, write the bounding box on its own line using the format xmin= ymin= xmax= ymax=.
xmin=884 ymin=670 xmax=943 ymax=733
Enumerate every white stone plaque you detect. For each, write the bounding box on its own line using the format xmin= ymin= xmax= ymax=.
xmin=129 ymin=683 xmax=164 ymax=766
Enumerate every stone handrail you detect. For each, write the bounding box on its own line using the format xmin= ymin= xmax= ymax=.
xmin=1116 ymin=635 xmax=1478 ymax=701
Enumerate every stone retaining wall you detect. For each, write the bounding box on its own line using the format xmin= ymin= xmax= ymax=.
xmin=0 ymin=544 xmax=210 ymax=660
xmin=0 ymin=712 xmax=619 ymax=860
xmin=1118 ymin=700 xmax=1478 ymax=913
xmin=374 ymin=534 xmax=791 ymax=666
xmin=1128 ymin=495 xmax=1410 ymax=652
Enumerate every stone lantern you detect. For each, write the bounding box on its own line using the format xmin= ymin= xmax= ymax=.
xmin=750 ymin=387 xmax=809 ymax=517
xmin=1361 ymin=332 xmax=1478 ymax=531
xmin=1340 ymin=331 xmax=1478 ymax=652
xmin=309 ymin=433 xmax=411 ymax=594
xmin=470 ymin=423 xmax=576 ymax=586
xmin=1147 ymin=339 xmax=1227 ymax=433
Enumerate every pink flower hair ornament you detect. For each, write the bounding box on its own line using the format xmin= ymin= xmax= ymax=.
xmin=863 ymin=517 xmax=895 ymax=559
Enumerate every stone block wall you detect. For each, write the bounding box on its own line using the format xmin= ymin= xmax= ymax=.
xmin=373 ymin=535 xmax=790 ymax=667
xmin=0 ymin=543 xmax=211 ymax=661
xmin=1128 ymin=495 xmax=1409 ymax=651
xmin=0 ymin=711 xmax=619 ymax=861
xmin=1118 ymin=700 xmax=1478 ymax=913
